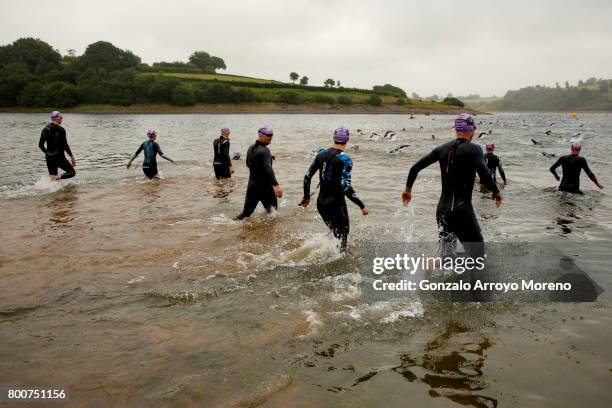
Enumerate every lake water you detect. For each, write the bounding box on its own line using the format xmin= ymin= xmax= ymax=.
xmin=1 ymin=112 xmax=611 ymax=407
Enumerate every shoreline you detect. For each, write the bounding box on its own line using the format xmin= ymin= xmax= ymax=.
xmin=0 ymin=103 xmax=485 ymax=115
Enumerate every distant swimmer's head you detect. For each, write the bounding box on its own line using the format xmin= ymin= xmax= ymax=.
xmin=221 ymin=127 xmax=230 ymax=138
xmin=258 ymin=125 xmax=273 ymax=145
xmin=486 ymin=143 xmax=495 ymax=153
xmin=454 ymin=113 xmax=476 ymax=139
xmin=50 ymin=110 xmax=63 ymax=124
xmin=570 ymin=141 xmax=581 ymax=154
xmin=147 ymin=129 xmax=157 ymax=140
xmin=333 ymin=126 xmax=350 ymax=145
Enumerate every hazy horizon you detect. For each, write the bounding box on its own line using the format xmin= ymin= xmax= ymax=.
xmin=2 ymin=0 xmax=611 ymax=97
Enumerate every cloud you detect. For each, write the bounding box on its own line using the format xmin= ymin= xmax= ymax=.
xmin=2 ymin=0 xmax=611 ymax=96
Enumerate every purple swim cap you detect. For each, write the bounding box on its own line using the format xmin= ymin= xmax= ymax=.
xmin=147 ymin=129 xmax=157 ymax=137
xmin=50 ymin=110 xmax=62 ymax=121
xmin=454 ymin=113 xmax=476 ymax=133
xmin=333 ymin=126 xmax=350 ymax=143
xmin=571 ymin=141 xmax=581 ymax=152
xmin=486 ymin=143 xmax=495 ymax=152
xmin=221 ymin=127 xmax=230 ymax=134
xmin=258 ymin=125 xmax=273 ymax=137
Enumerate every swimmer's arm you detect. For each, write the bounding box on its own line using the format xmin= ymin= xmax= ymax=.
xmin=129 ymin=143 xmax=144 ymax=162
xmin=156 ymin=144 xmax=175 ymax=163
xmin=498 ymin=161 xmax=507 ymax=184
xmin=223 ymin=140 xmax=231 ymax=167
xmin=550 ymin=158 xmax=562 ymax=181
xmin=262 ymin=149 xmax=278 ymax=186
xmin=303 ymin=158 xmax=321 ymax=200
xmin=475 ymin=151 xmax=500 ymax=196
xmin=38 ymin=127 xmax=48 ymax=154
xmin=405 ymin=150 xmax=437 ymax=188
xmin=582 ymin=159 xmax=602 ymax=187
xmin=341 ymin=161 xmax=365 ymax=209
xmin=61 ymin=128 xmax=73 ymax=158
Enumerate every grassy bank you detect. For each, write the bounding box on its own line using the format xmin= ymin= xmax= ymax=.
xmin=0 ymin=103 xmax=480 ymax=115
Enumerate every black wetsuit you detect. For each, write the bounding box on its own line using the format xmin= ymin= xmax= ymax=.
xmin=406 ymin=139 xmax=500 ymax=258
xmin=235 ymin=141 xmax=278 ymax=219
xmin=130 ymin=140 xmax=172 ymax=179
xmin=38 ymin=123 xmax=76 ymax=179
xmin=484 ymin=153 xmax=506 ymax=184
xmin=550 ymin=154 xmax=598 ymax=194
xmin=213 ymin=136 xmax=231 ymax=179
xmin=304 ymin=148 xmax=365 ymax=249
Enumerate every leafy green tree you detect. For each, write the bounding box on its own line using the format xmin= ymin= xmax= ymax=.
xmin=172 ymin=83 xmax=196 ymax=106
xmin=289 ymin=72 xmax=299 ymax=83
xmin=395 ymin=97 xmax=407 ymax=106
xmin=336 ymin=80 xmax=341 ymax=87
xmin=299 ymin=76 xmax=308 ymax=85
xmin=0 ymin=62 xmax=34 ymax=105
xmin=313 ymin=94 xmax=335 ymax=104
xmin=372 ymin=84 xmax=407 ymax=97
xmin=599 ymin=81 xmax=610 ymax=94
xmin=80 ymin=41 xmax=141 ymax=71
xmin=442 ymin=97 xmax=464 ymax=107
xmin=565 ymin=81 xmax=570 ymax=89
xmin=148 ymin=77 xmax=180 ymax=103
xmin=367 ymin=94 xmax=382 ymax=106
xmin=0 ymin=38 xmax=61 ymax=74
xmin=188 ymin=51 xmax=226 ymax=72
xmin=204 ymin=83 xmax=234 ymax=103
xmin=324 ymin=78 xmax=335 ymax=88
xmin=17 ymin=82 xmax=44 ymax=106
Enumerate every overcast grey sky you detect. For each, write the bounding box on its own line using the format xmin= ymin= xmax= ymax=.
xmin=2 ymin=0 xmax=611 ymax=97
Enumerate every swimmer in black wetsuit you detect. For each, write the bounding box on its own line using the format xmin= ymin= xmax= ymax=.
xmin=38 ymin=111 xmax=76 ymax=181
xmin=126 ymin=129 xmax=176 ymax=179
xmin=300 ymin=126 xmax=369 ymax=250
xmin=484 ymin=143 xmax=506 ymax=185
xmin=213 ymin=127 xmax=233 ymax=179
xmin=234 ymin=126 xmax=283 ymax=220
xmin=401 ymin=113 xmax=502 ymax=258
xmin=549 ymin=142 xmax=603 ymax=194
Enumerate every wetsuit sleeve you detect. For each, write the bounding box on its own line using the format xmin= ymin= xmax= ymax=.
xmin=39 ymin=127 xmax=48 ymax=155
xmin=497 ymin=159 xmax=506 ymax=183
xmin=61 ymin=127 xmax=73 ymax=157
xmin=261 ymin=148 xmax=279 ymax=186
xmin=130 ymin=143 xmax=144 ymax=161
xmin=406 ymin=150 xmax=438 ymax=188
xmin=474 ymin=148 xmax=500 ymax=195
xmin=223 ymin=140 xmax=231 ymax=167
xmin=341 ymin=158 xmax=365 ymax=209
xmin=550 ymin=158 xmax=562 ymax=179
xmin=155 ymin=143 xmax=172 ymax=162
xmin=303 ymin=157 xmax=321 ymax=199
xmin=581 ymin=158 xmax=598 ymax=183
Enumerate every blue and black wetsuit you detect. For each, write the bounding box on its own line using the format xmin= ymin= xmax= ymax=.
xmin=304 ymin=148 xmax=365 ymax=249
xmin=550 ymin=154 xmax=598 ymax=194
xmin=235 ymin=141 xmax=278 ymax=219
xmin=406 ymin=139 xmax=500 ymax=258
xmin=130 ymin=140 xmax=173 ymax=179
xmin=213 ymin=136 xmax=231 ymax=179
xmin=38 ymin=123 xmax=76 ymax=179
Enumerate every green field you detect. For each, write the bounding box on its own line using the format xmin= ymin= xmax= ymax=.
xmin=162 ymin=72 xmax=281 ymax=84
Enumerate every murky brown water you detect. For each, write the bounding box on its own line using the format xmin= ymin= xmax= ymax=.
xmin=1 ymin=113 xmax=611 ymax=407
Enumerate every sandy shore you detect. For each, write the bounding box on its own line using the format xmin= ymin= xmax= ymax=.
xmin=0 ymin=103 xmax=484 ymax=115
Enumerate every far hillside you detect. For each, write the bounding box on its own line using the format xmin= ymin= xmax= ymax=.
xmin=0 ymin=37 xmax=469 ymax=113
xmin=463 ymin=78 xmax=612 ymax=112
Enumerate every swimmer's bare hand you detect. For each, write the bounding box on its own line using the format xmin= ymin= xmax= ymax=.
xmin=171 ymin=160 xmax=177 ymax=165
xmin=362 ymin=207 xmax=369 ymax=216
xmin=401 ymin=189 xmax=412 ymax=206
xmin=126 ymin=162 xmax=132 ymax=170
xmin=299 ymin=198 xmax=310 ymax=208
xmin=70 ymin=157 xmax=76 ymax=166
xmin=494 ymin=194 xmax=503 ymax=208
xmin=274 ymin=185 xmax=283 ymax=198
xmin=596 ymin=181 xmax=604 ymax=189
xmin=554 ymin=175 xmax=560 ymax=182
xmin=230 ymin=166 xmax=235 ymax=174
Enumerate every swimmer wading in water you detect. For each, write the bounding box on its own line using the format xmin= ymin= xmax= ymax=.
xmin=300 ymin=126 xmax=368 ymax=250
xmin=39 ymin=110 xmax=76 ymax=181
xmin=550 ymin=142 xmax=603 ymax=194
xmin=126 ymin=129 xmax=176 ymax=179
